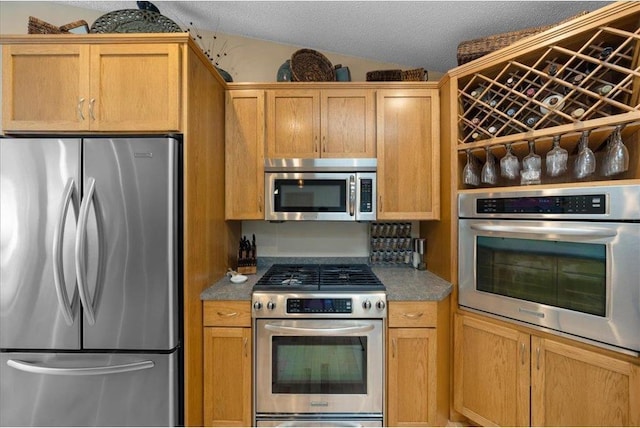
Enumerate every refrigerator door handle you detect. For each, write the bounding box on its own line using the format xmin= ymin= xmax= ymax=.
xmin=53 ymin=178 xmax=80 ymax=326
xmin=76 ymin=177 xmax=99 ymax=325
xmin=7 ymin=359 xmax=155 ymax=376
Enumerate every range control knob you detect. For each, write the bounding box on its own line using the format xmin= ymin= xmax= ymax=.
xmin=362 ymin=300 xmax=372 ymax=310
xmin=266 ymin=301 xmax=276 ymax=310
xmin=376 ymin=300 xmax=386 ymax=310
xmin=253 ymin=301 xmax=263 ymax=310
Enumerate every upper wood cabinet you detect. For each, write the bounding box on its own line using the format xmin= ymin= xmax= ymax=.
xmin=2 ymin=43 xmax=181 ymax=132
xmin=225 ymin=90 xmax=265 ymax=220
xmin=454 ymin=312 xmax=640 ymax=427
xmin=266 ymin=89 xmax=376 ymax=158
xmin=376 ymin=89 xmax=440 ymax=220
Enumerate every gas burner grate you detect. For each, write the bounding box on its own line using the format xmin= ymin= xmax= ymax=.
xmin=253 ymin=264 xmax=385 ymax=292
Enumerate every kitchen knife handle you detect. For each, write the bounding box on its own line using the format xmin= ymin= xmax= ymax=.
xmin=7 ymin=359 xmax=154 ymax=376
xmin=76 ymin=177 xmax=97 ymax=325
xmin=53 ymin=178 xmax=80 ymax=326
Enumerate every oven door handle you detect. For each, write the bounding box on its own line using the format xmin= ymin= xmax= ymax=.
xmin=270 ymin=422 xmax=366 ymax=427
xmin=264 ymin=324 xmax=375 ymax=335
xmin=470 ymin=223 xmax=617 ymax=239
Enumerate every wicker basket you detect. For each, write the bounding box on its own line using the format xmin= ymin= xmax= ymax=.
xmin=457 ymin=11 xmax=589 ymax=65
xmin=290 ymin=49 xmax=335 ymax=82
xmin=366 ymin=69 xmax=402 ymax=81
xmin=28 ymin=16 xmax=69 ymax=34
xmin=402 ymin=68 xmax=428 ymax=81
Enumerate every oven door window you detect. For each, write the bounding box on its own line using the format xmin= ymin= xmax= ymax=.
xmin=476 ymin=237 xmax=606 ymax=316
xmin=272 ymin=336 xmax=367 ymax=394
xmin=274 ymin=179 xmax=346 ymax=212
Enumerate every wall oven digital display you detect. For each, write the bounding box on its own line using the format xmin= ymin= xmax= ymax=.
xmin=476 ymin=194 xmax=606 ymax=214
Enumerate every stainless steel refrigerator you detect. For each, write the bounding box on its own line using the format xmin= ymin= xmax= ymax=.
xmin=0 ymin=137 xmax=181 ymax=426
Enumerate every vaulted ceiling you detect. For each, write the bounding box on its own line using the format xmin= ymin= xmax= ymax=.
xmin=62 ymin=1 xmax=612 ymax=72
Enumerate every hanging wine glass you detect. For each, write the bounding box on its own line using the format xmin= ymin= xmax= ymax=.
xmin=521 ymin=140 xmax=541 ymax=185
xmin=574 ymin=130 xmax=596 ymax=179
xmin=500 ymin=143 xmax=520 ymax=180
xmin=463 ymin=149 xmax=480 ymax=186
xmin=545 ymin=135 xmax=568 ymax=177
xmin=481 ymin=146 xmax=497 ymax=185
xmin=602 ymin=124 xmax=629 ymax=176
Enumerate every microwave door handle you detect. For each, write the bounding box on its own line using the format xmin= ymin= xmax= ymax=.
xmin=470 ymin=223 xmax=618 ymax=239
xmin=264 ymin=324 xmax=375 ymax=335
xmin=349 ymin=175 xmax=356 ymax=217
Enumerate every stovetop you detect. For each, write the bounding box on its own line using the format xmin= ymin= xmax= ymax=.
xmin=253 ymin=264 xmax=385 ymax=293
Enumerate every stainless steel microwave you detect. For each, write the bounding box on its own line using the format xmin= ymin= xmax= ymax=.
xmin=265 ymin=158 xmax=377 ymax=221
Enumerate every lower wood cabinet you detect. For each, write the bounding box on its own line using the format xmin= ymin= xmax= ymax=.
xmin=387 ymin=299 xmax=449 ymax=427
xmin=203 ymin=301 xmax=252 ymax=427
xmin=454 ymin=312 xmax=640 ymax=427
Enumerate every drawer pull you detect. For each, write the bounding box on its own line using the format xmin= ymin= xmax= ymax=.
xmin=217 ymin=311 xmax=238 ymax=318
xmin=402 ymin=312 xmax=424 ymax=319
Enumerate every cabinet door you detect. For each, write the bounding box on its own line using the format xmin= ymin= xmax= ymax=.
xmin=387 ymin=327 xmax=437 ymax=426
xmin=321 ymin=89 xmax=375 ymax=158
xmin=89 ymin=44 xmax=181 ymax=132
xmin=454 ymin=314 xmax=530 ymax=426
xmin=532 ymin=337 xmax=640 ymax=427
xmin=225 ymin=90 xmax=265 ymax=219
xmin=203 ymin=327 xmax=252 ymax=427
xmin=2 ymin=44 xmax=90 ymax=131
xmin=266 ymin=90 xmax=319 ymax=158
xmin=376 ymin=89 xmax=440 ymax=220
xmin=387 ymin=328 xmax=437 ymax=426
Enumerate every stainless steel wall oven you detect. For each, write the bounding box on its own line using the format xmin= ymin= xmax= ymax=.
xmin=252 ymin=264 xmax=386 ymax=427
xmin=458 ymin=184 xmax=640 ymax=355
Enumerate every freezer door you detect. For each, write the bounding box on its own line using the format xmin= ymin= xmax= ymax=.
xmin=0 ymin=139 xmax=81 ymax=350
xmin=80 ymin=138 xmax=179 ymax=350
xmin=0 ymin=351 xmax=178 ymax=427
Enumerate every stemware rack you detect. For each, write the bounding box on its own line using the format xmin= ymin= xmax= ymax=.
xmin=455 ymin=8 xmax=640 ymax=189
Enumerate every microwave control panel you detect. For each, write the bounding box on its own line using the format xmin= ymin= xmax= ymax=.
xmin=477 ymin=194 xmax=607 ymax=214
xmin=360 ymin=179 xmax=373 ymax=212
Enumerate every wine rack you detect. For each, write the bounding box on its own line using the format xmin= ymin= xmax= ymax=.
xmin=455 ymin=5 xmax=640 ymax=189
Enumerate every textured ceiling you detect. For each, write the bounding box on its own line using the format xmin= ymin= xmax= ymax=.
xmin=61 ymin=1 xmax=612 ymax=72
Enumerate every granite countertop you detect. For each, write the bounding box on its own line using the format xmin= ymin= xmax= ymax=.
xmin=200 ymin=257 xmax=452 ymax=302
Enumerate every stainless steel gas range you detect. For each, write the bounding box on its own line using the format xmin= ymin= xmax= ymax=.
xmin=252 ymin=264 xmax=387 ymax=427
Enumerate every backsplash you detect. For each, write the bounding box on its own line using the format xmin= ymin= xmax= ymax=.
xmin=242 ymin=221 xmax=420 ymax=257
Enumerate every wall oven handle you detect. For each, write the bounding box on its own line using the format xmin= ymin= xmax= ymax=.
xmin=469 ymin=223 xmax=617 ymax=239
xmin=7 ymin=359 xmax=154 ymax=376
xmin=264 ymin=324 xmax=375 ymax=335
xmin=271 ymin=422 xmax=366 ymax=427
